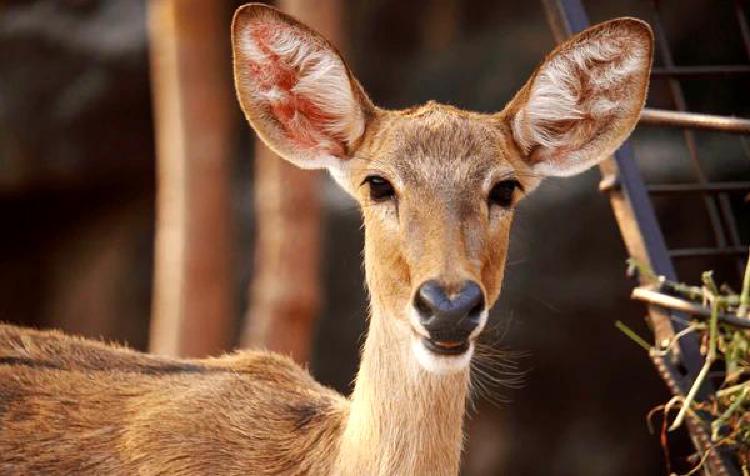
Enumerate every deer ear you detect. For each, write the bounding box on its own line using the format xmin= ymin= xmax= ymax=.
xmin=231 ymin=4 xmax=374 ymax=170
xmin=503 ymin=18 xmax=653 ymax=177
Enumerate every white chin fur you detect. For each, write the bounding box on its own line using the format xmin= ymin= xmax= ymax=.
xmin=411 ymin=337 xmax=474 ymax=375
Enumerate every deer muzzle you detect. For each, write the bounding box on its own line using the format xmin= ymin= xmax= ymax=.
xmin=413 ymin=280 xmax=485 ymax=355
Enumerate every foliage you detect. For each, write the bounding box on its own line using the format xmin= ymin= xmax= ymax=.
xmin=619 ymin=252 xmax=750 ymax=475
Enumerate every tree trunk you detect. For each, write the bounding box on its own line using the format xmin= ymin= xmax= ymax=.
xmin=148 ymin=0 xmax=234 ymax=358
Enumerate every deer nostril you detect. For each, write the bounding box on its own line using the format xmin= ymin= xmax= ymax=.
xmin=468 ymin=295 xmax=485 ymax=318
xmin=457 ymin=281 xmax=484 ymax=321
xmin=414 ymin=280 xmax=445 ymax=321
xmin=414 ymin=290 xmax=434 ymax=320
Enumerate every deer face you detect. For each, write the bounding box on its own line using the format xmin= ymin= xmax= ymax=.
xmin=232 ymin=4 xmax=653 ymax=374
xmin=344 ymin=107 xmax=528 ymax=373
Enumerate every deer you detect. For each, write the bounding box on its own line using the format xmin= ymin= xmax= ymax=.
xmin=0 ymin=4 xmax=654 ymax=475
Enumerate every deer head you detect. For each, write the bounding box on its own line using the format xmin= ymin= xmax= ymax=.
xmin=232 ymin=4 xmax=653 ymax=375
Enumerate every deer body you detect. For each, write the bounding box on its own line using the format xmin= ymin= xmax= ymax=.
xmin=0 ymin=316 xmax=467 ymax=475
xmin=0 ymin=325 xmax=345 ymax=475
xmin=0 ymin=4 xmax=654 ymax=475
xmin=0 ymin=312 xmax=467 ymax=475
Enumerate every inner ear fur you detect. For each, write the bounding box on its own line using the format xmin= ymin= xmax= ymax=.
xmin=231 ymin=3 xmax=375 ymax=170
xmin=502 ymin=18 xmax=654 ymax=177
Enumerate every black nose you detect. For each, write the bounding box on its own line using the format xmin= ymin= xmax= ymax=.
xmin=414 ymin=280 xmax=485 ymax=342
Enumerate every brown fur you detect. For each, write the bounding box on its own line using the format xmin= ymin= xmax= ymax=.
xmin=0 ymin=324 xmax=345 ymax=475
xmin=0 ymin=4 xmax=653 ymax=475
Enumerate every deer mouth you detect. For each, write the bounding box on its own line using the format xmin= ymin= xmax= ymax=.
xmin=410 ymin=327 xmax=476 ymax=374
xmin=422 ymin=337 xmax=470 ymax=356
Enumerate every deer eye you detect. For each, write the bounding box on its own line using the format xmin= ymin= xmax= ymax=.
xmin=488 ymin=180 xmax=521 ymax=208
xmin=362 ymin=175 xmax=396 ymax=202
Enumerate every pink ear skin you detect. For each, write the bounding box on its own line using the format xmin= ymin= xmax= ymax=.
xmin=232 ymin=4 xmax=373 ymax=169
xmin=244 ymin=20 xmax=342 ymax=156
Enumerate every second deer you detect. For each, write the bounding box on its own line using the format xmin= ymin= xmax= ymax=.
xmin=0 ymin=4 xmax=653 ymax=475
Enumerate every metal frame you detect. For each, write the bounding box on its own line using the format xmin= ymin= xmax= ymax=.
xmin=542 ymin=0 xmax=750 ymax=474
xmin=640 ymin=109 xmax=750 ymax=135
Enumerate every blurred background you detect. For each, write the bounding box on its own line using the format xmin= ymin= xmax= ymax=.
xmin=1 ymin=0 xmax=749 ymax=474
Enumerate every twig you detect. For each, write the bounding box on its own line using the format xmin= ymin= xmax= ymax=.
xmin=652 ymin=324 xmax=703 ymax=357
xmin=711 ymin=386 xmax=749 ymax=441
xmin=627 ymin=257 xmax=658 ymax=283
xmin=739 ymin=247 xmax=750 ymax=317
xmin=615 ymin=320 xmax=652 ymax=352
xmin=669 ymin=273 xmax=719 ymax=432
xmin=716 ymin=383 xmax=750 ymax=399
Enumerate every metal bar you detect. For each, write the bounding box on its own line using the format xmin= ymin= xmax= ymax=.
xmin=735 ymin=0 xmax=750 ymax=58
xmin=733 ymin=0 xmax=750 ymax=170
xmin=613 ymin=144 xmax=680 ymax=279
xmin=647 ymin=182 xmax=750 ymax=194
xmin=632 ymin=287 xmax=750 ymax=328
xmin=544 ymin=0 xmax=696 ymax=343
xmin=651 ymin=1 xmax=731 ymax=250
xmin=544 ymin=2 xmax=740 ymax=474
xmin=719 ymin=194 xmax=743 ymax=254
xmin=546 ymin=0 xmax=705 ymax=388
xmin=649 ymin=351 xmax=734 ymax=476
xmin=721 ymin=0 xmax=750 ymax=276
xmin=651 ymin=3 xmax=746 ymax=280
xmin=640 ymin=109 xmax=750 ymax=134
xmin=651 ymin=65 xmax=750 ymax=77
xmin=669 ymin=247 xmax=749 ymax=258
xmin=601 ymin=180 xmax=750 ymax=195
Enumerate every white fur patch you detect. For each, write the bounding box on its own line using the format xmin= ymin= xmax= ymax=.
xmin=407 ymin=306 xmax=488 ymax=375
xmin=411 ymin=337 xmax=475 ymax=375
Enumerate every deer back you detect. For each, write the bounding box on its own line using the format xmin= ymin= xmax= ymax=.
xmin=0 ymin=324 xmax=346 ymax=475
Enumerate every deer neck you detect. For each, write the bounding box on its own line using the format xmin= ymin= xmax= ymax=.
xmin=335 ymin=304 xmax=469 ymax=476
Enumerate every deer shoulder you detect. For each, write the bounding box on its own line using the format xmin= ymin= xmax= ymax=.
xmin=0 ymin=324 xmax=346 ymax=475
